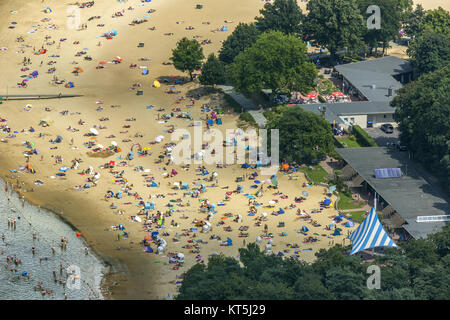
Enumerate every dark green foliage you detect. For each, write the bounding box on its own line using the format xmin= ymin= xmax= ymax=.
xmin=419 ymin=7 xmax=450 ymax=35
xmin=199 ymin=53 xmax=226 ymax=85
xmin=352 ymin=125 xmax=378 ymax=147
xmin=407 ymin=30 xmax=450 ymax=76
xmin=357 ymin=0 xmax=407 ymax=55
xmin=265 ymin=107 xmax=334 ymax=164
xmin=218 ymin=23 xmax=261 ymax=64
xmin=171 ymin=37 xmax=204 ymax=80
xmin=403 ymin=4 xmax=426 ymax=38
xmin=227 ymin=31 xmax=317 ymax=97
xmin=176 ymin=227 xmax=450 ymax=300
xmin=305 ymin=0 xmax=365 ymax=58
xmin=392 ymin=65 xmax=450 ymax=195
xmin=255 ymin=0 xmax=304 ymax=35
xmin=325 ymin=266 xmax=370 ymax=299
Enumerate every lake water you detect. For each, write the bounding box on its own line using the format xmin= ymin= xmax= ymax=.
xmin=0 ymin=180 xmax=105 ymax=300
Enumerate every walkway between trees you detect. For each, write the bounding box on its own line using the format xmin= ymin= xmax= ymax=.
xmin=217 ymin=85 xmax=267 ymax=126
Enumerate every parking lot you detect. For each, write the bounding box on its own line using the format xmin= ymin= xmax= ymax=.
xmin=364 ymin=127 xmax=400 ymax=147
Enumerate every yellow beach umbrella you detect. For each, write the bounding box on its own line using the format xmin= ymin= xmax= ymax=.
xmin=153 ymin=80 xmax=161 ymax=88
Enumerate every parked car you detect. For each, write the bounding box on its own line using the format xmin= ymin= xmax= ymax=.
xmin=380 ymin=123 xmax=394 ymax=134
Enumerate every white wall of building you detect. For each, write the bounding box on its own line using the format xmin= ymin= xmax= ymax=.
xmin=339 ymin=113 xmax=396 ymax=128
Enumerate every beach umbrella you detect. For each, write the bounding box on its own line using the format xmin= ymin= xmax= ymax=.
xmin=155 ymin=137 xmax=162 ymax=143
xmin=115 ymin=56 xmax=122 ymax=62
xmin=153 ymin=80 xmax=161 ymax=88
xmin=90 ymin=128 xmax=99 ymax=136
xmin=111 ymin=141 xmax=118 ymax=146
xmin=177 ymin=253 xmax=184 ymax=260
xmin=305 ymin=92 xmax=318 ymax=99
xmin=324 ymin=198 xmax=331 ymax=206
xmin=99 ymin=61 xmax=106 ymax=65
xmin=302 ymin=191 xmax=309 ymax=197
xmin=59 ymin=167 xmax=69 ymax=172
xmin=97 ymin=144 xmax=104 ymax=149
xmin=268 ymin=200 xmax=276 ymax=206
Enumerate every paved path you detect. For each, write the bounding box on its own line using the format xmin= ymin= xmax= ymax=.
xmin=248 ymin=110 xmax=267 ymax=127
xmin=217 ymin=84 xmax=267 ymax=126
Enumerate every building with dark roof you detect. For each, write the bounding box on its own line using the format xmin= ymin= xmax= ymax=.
xmin=299 ymin=56 xmax=413 ymax=128
xmin=335 ymin=147 xmax=449 ymax=239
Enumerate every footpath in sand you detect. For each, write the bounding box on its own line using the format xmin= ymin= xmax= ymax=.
xmin=1 ymin=0 xmax=445 ymax=299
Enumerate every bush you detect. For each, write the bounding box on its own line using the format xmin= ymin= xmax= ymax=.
xmin=333 ymin=136 xmax=345 ymax=148
xmin=352 ymin=125 xmax=377 ymax=147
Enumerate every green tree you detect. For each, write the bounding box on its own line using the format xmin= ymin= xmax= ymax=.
xmin=218 ymin=23 xmax=261 ymax=64
xmin=228 ymin=31 xmax=317 ymax=97
xmin=358 ymin=0 xmax=405 ymax=55
xmin=294 ymin=271 xmax=332 ymax=299
xmin=265 ymin=107 xmax=334 ymax=164
xmin=419 ymin=7 xmax=450 ymax=35
xmin=392 ymin=65 xmax=450 ymax=195
xmin=171 ymin=37 xmax=204 ymax=80
xmin=305 ymin=0 xmax=365 ymax=59
xmin=325 ymin=266 xmax=369 ymax=299
xmin=429 ymin=226 xmax=450 ymax=257
xmin=199 ymin=53 xmax=226 ymax=86
xmin=403 ymin=4 xmax=426 ymax=38
xmin=255 ymin=0 xmax=304 ymax=35
xmin=407 ymin=30 xmax=450 ymax=76
xmin=413 ymin=260 xmax=450 ymax=300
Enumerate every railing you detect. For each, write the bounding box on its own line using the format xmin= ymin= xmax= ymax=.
xmin=416 ymin=215 xmax=450 ymax=223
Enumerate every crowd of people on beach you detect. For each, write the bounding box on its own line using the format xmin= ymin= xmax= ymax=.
xmin=0 ymin=0 xmax=359 ymax=299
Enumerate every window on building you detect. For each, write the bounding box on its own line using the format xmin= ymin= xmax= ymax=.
xmin=350 ymin=117 xmax=355 ymax=123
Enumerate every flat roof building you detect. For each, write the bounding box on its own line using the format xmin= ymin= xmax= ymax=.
xmin=335 ymin=147 xmax=449 ymax=239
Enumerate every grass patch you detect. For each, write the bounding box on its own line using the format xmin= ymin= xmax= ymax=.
xmin=348 ymin=210 xmax=367 ymax=223
xmin=338 ymin=137 xmax=362 ymax=148
xmin=337 ymin=192 xmax=363 ymax=210
xmin=299 ymin=165 xmax=330 ymax=184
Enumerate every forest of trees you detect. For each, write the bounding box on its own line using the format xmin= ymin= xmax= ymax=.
xmin=176 ymin=227 xmax=450 ymax=300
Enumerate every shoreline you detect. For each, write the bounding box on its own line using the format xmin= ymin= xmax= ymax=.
xmin=0 ymin=176 xmax=107 ymax=299
xmin=0 ymin=170 xmax=127 ymax=300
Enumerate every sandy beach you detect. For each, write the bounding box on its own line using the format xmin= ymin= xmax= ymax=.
xmin=0 ymin=0 xmax=446 ymax=300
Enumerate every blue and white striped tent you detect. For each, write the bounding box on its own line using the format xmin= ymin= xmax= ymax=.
xmin=348 ymin=208 xmax=397 ymax=255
